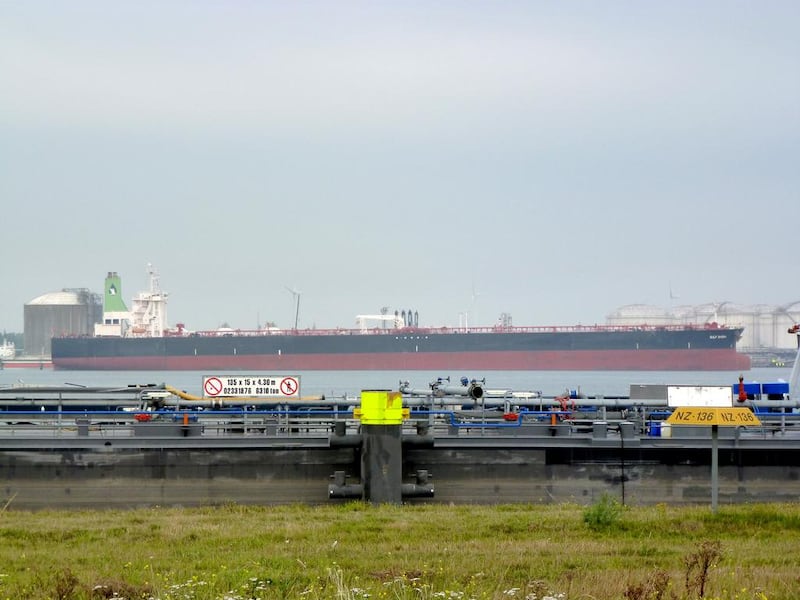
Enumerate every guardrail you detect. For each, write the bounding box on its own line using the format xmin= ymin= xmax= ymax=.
xmin=0 ymin=406 xmax=798 ymax=441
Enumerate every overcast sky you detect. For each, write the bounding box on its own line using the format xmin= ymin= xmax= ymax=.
xmin=1 ymin=1 xmax=798 ymax=333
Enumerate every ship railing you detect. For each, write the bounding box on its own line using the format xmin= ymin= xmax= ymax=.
xmin=172 ymin=322 xmax=743 ymax=338
xmin=0 ymin=408 xmax=582 ymax=439
xmin=1 ymin=406 xmax=796 ymax=440
xmin=0 ymin=409 xmax=361 ymax=439
xmin=52 ymin=321 xmax=746 ymax=341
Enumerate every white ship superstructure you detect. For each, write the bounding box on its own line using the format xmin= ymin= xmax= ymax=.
xmin=94 ymin=264 xmax=168 ymax=338
xmin=0 ymin=339 xmax=15 ymax=360
xmin=128 ymin=264 xmax=168 ymax=337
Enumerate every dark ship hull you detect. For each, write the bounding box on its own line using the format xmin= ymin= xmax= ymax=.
xmin=51 ymin=325 xmax=750 ymax=371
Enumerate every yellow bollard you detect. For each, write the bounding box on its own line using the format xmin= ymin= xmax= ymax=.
xmin=359 ymin=390 xmax=406 ymax=425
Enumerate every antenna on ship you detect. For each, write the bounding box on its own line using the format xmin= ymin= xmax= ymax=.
xmin=147 ymin=263 xmax=160 ymax=294
xmin=707 ymin=301 xmax=731 ymax=325
xmin=285 ymin=286 xmax=301 ymax=330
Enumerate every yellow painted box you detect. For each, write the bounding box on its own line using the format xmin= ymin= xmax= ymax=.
xmin=359 ymin=390 xmax=405 ymax=425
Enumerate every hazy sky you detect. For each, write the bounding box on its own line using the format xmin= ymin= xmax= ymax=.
xmin=2 ymin=1 xmax=798 ymax=333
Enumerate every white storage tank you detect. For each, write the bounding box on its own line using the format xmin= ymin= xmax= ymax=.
xmin=23 ymin=289 xmax=101 ymax=357
xmin=606 ymin=301 xmax=800 ymax=350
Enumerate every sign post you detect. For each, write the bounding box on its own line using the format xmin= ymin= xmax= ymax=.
xmin=712 ymin=424 xmax=718 ymax=511
xmin=666 ymin=402 xmax=761 ymax=512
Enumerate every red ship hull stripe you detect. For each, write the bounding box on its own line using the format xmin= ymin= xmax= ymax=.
xmin=53 ymin=349 xmax=751 ymax=371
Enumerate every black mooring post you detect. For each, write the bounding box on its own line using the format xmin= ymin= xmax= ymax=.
xmin=357 ymin=390 xmax=407 ymax=505
xmin=361 ymin=424 xmax=403 ymax=504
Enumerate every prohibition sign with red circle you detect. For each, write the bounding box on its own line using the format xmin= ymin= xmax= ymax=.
xmin=280 ymin=377 xmax=299 ymax=396
xmin=204 ymin=377 xmax=223 ymax=397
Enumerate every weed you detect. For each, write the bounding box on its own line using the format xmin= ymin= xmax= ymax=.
xmin=1 ymin=493 xmax=16 ymax=514
xmin=53 ymin=568 xmax=79 ymax=600
xmin=684 ymin=540 xmax=722 ymax=599
xmin=583 ymin=493 xmax=623 ymax=531
xmin=624 ymin=568 xmax=672 ymax=600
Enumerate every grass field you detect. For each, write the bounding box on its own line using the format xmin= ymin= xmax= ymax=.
xmin=1 ymin=499 xmax=798 ymax=600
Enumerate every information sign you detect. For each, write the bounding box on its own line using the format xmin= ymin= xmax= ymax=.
xmin=202 ymin=375 xmax=300 ymax=399
xmin=667 ymin=386 xmax=732 ymax=408
xmin=666 ymin=406 xmax=761 ymax=426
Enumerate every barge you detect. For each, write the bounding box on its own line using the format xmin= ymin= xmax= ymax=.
xmin=0 ymin=378 xmax=797 ymax=508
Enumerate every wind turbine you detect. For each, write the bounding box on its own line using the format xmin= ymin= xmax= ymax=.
xmin=667 ymin=283 xmax=680 ymax=321
xmin=285 ymin=286 xmax=301 ymax=330
xmin=669 ymin=282 xmax=679 ymax=302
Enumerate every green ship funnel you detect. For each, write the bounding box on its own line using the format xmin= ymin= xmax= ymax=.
xmin=104 ymin=272 xmax=128 ymax=312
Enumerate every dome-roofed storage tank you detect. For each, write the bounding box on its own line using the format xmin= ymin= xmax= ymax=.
xmin=23 ymin=289 xmax=101 ymax=357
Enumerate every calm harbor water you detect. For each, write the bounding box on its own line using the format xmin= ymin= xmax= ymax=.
xmin=0 ymin=367 xmax=794 ymax=399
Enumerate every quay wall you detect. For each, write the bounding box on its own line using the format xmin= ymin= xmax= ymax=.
xmin=2 ymin=441 xmax=799 ymax=509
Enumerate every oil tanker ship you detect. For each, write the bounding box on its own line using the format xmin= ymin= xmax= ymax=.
xmin=50 ymin=270 xmax=751 ymax=371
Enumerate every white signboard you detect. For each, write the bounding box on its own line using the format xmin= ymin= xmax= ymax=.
xmin=667 ymin=385 xmax=731 ymax=408
xmin=203 ymin=375 xmax=300 ymax=399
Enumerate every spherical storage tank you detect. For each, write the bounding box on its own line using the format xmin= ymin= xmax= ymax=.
xmin=24 ymin=289 xmax=101 ymax=357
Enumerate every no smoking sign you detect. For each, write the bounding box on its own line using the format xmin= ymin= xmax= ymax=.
xmin=204 ymin=376 xmax=224 ymax=396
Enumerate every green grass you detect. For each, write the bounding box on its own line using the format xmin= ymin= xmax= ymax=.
xmin=0 ymin=501 xmax=798 ymax=599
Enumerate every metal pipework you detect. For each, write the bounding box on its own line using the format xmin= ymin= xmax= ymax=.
xmin=399 ymin=380 xmax=484 ymax=399
xmin=401 ymin=433 xmax=435 ymax=448
xmin=158 ymin=396 xmax=332 ymax=409
xmin=328 ymin=471 xmax=363 ymax=499
xmin=328 ymin=470 xmax=434 ymax=500
xmin=0 ymin=385 xmax=155 ymax=394
xmin=401 ymin=470 xmax=434 ymax=498
xmin=0 ymin=398 xmax=143 ymax=409
xmin=737 ymin=398 xmax=800 ymax=409
xmin=500 ymin=396 xmax=800 ymax=410
xmin=159 ymin=385 xmax=329 ymax=408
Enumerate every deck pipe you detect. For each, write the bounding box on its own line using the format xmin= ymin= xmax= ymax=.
xmin=328 ymin=470 xmax=363 ymax=499
xmin=399 ymin=380 xmax=484 ymax=399
xmin=328 ymin=467 xmax=434 ymax=501
xmin=3 ymin=395 xmax=798 ymax=413
xmin=8 ymin=382 xmax=799 ymax=412
xmin=401 ymin=470 xmax=434 ymax=498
